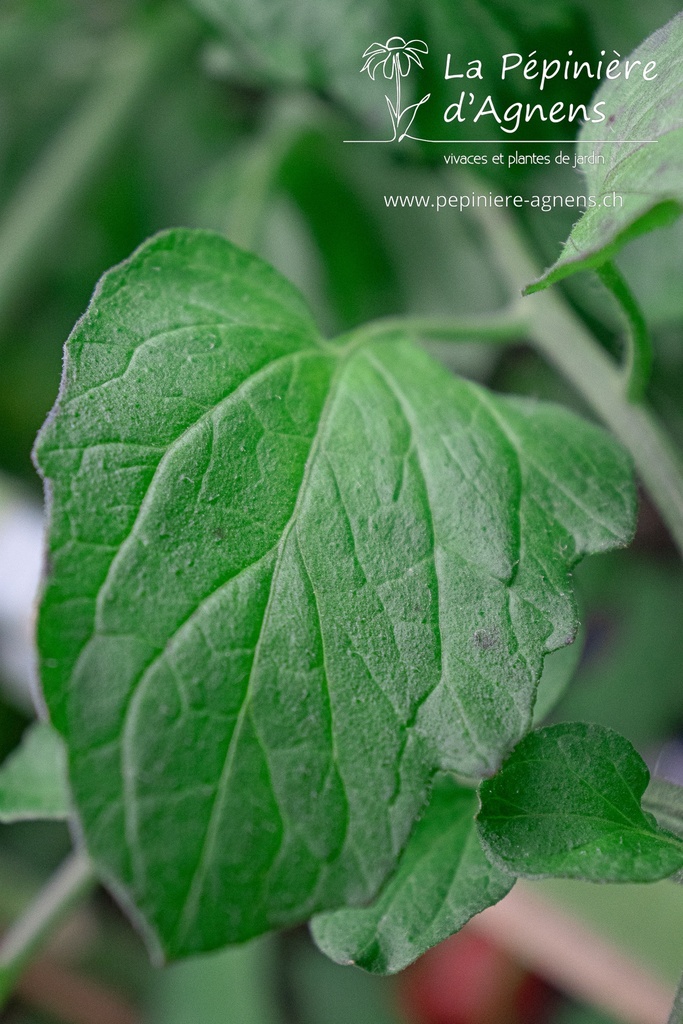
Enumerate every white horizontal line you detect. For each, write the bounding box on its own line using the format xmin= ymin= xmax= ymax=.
xmin=343 ymin=139 xmax=657 ymax=144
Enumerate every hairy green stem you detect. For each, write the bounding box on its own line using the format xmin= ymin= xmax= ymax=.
xmin=347 ymin=307 xmax=528 ymax=347
xmin=0 ymin=851 xmax=96 ymax=1006
xmin=226 ymin=96 xmax=324 ymax=252
xmin=0 ymin=8 xmax=195 ymax=335
xmin=597 ymin=261 xmax=653 ymax=402
xmin=226 ymin=136 xmax=287 ymax=252
xmin=469 ymin=197 xmax=683 ymax=559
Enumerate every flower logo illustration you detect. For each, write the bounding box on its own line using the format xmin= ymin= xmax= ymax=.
xmin=361 ymin=37 xmax=430 ymax=141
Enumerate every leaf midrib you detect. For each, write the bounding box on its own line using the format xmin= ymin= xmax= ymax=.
xmin=66 ymin=322 xmax=384 ymax=950
xmin=171 ymin=345 xmax=359 ymax=947
xmin=483 ymin=799 xmax=683 ymax=852
xmin=362 ymin=351 xmax=490 ymax=769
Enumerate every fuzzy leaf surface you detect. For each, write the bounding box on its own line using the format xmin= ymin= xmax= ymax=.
xmin=311 ymin=776 xmax=512 ymax=974
xmin=527 ymin=12 xmax=683 ymax=292
xmin=34 ymin=229 xmax=635 ymax=959
xmin=477 ymin=723 xmax=683 ymax=881
xmin=0 ymin=722 xmax=70 ymax=822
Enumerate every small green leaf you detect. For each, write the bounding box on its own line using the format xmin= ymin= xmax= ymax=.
xmin=311 ymin=776 xmax=512 ymax=974
xmin=526 ymin=12 xmax=683 ymax=293
xmin=477 ymin=723 xmax=683 ymax=882
xmin=0 ymin=722 xmax=69 ymax=822
xmin=34 ymin=230 xmax=635 ymax=958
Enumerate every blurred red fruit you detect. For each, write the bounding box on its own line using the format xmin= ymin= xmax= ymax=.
xmin=397 ymin=929 xmax=556 ymax=1024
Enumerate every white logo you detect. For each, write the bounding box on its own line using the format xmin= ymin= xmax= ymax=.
xmin=359 ymin=37 xmax=431 ymax=142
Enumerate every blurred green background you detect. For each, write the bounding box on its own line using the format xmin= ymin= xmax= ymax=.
xmin=0 ymin=0 xmax=682 ymax=1022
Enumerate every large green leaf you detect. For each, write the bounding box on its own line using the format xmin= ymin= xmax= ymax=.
xmin=34 ymin=229 xmax=634 ymax=959
xmin=477 ymin=723 xmax=683 ymax=881
xmin=311 ymin=776 xmax=512 ymax=974
xmin=0 ymin=722 xmax=69 ymax=822
xmin=527 ymin=12 xmax=683 ymax=292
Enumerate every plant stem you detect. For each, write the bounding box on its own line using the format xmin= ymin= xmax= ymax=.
xmin=0 ymin=850 xmax=96 ymax=1006
xmin=347 ymin=307 xmax=528 ymax=346
xmin=227 ymin=136 xmax=286 ymax=253
xmin=469 ymin=196 xmax=683 ymax=558
xmin=597 ymin=261 xmax=653 ymax=402
xmin=669 ymin=972 xmax=683 ymax=1024
xmin=0 ymin=8 xmax=195 ymax=336
xmin=227 ymin=96 xmax=324 ymax=252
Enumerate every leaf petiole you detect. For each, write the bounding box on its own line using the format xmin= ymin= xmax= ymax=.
xmin=0 ymin=850 xmax=96 ymax=1006
xmin=596 ymin=261 xmax=653 ymax=402
xmin=341 ymin=305 xmax=528 ymax=348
